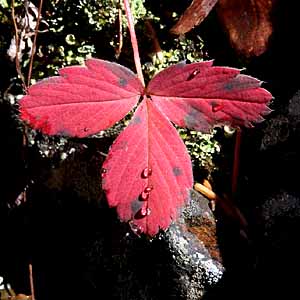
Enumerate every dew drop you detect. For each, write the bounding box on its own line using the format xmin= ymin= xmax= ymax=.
xmin=212 ymin=103 xmax=223 ymax=112
xmin=187 ymin=69 xmax=200 ymax=81
xmin=140 ymin=191 xmax=150 ymax=201
xmin=84 ymin=127 xmax=89 ymax=132
xmin=101 ymin=168 xmax=107 ymax=178
xmin=142 ymin=167 xmax=152 ymax=178
xmin=140 ymin=206 xmax=147 ymax=216
xmin=129 ymin=221 xmax=143 ymax=236
xmin=144 ymin=186 xmax=153 ymax=193
xmin=140 ymin=206 xmax=151 ymax=217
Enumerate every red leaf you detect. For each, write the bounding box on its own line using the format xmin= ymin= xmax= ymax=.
xmin=170 ymin=0 xmax=219 ymax=35
xmin=101 ymin=98 xmax=193 ymax=236
xmin=147 ymin=60 xmax=272 ymax=132
xmin=20 ymin=59 xmax=144 ymax=137
xmin=19 ymin=57 xmax=273 ymax=236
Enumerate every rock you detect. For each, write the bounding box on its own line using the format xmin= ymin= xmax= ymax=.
xmin=10 ymin=146 xmax=223 ymax=300
xmin=261 ymin=190 xmax=300 ymax=240
xmin=236 ymin=89 xmax=300 ymax=299
xmin=164 ymin=190 xmax=224 ymax=300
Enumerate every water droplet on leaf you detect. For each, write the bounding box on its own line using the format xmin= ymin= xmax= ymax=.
xmin=142 ymin=167 xmax=152 ymax=178
xmin=187 ymin=69 xmax=200 ymax=81
xmin=140 ymin=206 xmax=147 ymax=216
xmin=144 ymin=186 xmax=153 ymax=193
xmin=140 ymin=191 xmax=150 ymax=201
xmin=129 ymin=221 xmax=143 ymax=236
xmin=101 ymin=168 xmax=107 ymax=178
xmin=140 ymin=206 xmax=151 ymax=217
xmin=212 ymin=103 xmax=223 ymax=112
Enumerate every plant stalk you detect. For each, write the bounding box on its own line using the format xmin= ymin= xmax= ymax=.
xmin=27 ymin=0 xmax=44 ymax=87
xmin=29 ymin=263 xmax=35 ymax=300
xmin=123 ymin=0 xmax=145 ymax=86
xmin=11 ymin=0 xmax=26 ymax=89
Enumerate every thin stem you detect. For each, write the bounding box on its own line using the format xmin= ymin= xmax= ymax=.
xmin=232 ymin=127 xmax=242 ymax=197
xmin=123 ymin=0 xmax=145 ymax=86
xmin=27 ymin=0 xmax=44 ymax=87
xmin=194 ymin=182 xmax=248 ymax=228
xmin=115 ymin=0 xmax=123 ymax=58
xmin=29 ymin=263 xmax=35 ymax=300
xmin=11 ymin=0 xmax=26 ymax=89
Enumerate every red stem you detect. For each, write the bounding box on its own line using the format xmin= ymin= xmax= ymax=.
xmin=123 ymin=0 xmax=145 ymax=86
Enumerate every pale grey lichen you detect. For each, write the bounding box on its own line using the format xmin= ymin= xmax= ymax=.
xmin=163 ymin=191 xmax=224 ymax=300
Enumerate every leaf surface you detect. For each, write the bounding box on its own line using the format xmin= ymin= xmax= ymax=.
xmin=101 ymin=98 xmax=193 ymax=236
xmin=170 ymin=0 xmax=219 ymax=35
xmin=20 ymin=59 xmax=144 ymax=137
xmin=147 ymin=61 xmax=272 ymax=132
xmin=19 ymin=57 xmax=273 ymax=236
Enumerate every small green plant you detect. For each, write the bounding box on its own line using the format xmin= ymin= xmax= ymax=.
xmin=179 ymin=128 xmax=220 ymax=169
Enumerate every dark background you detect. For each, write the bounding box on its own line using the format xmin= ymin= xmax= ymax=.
xmin=1 ymin=1 xmax=300 ymax=299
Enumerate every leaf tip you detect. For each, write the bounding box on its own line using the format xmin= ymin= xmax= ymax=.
xmin=20 ymin=108 xmax=52 ymax=135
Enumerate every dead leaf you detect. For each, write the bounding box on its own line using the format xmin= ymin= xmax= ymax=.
xmin=217 ymin=0 xmax=275 ymax=57
xmin=170 ymin=0 xmax=219 ymax=35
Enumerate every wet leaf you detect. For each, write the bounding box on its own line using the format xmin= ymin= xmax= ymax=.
xmin=147 ymin=60 xmax=272 ymax=132
xmin=20 ymin=58 xmax=272 ymax=236
xmin=102 ymin=98 xmax=193 ymax=236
